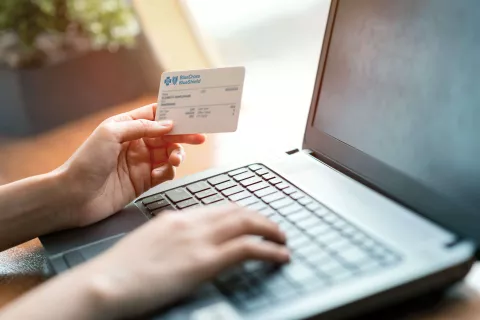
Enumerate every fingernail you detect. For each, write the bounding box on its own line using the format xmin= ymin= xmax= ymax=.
xmin=177 ymin=152 xmax=183 ymax=163
xmin=281 ymin=248 xmax=291 ymax=260
xmin=158 ymin=120 xmax=173 ymax=127
xmin=154 ymin=168 xmax=163 ymax=174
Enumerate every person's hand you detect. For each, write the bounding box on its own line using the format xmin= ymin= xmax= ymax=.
xmin=79 ymin=205 xmax=290 ymax=319
xmin=59 ymin=103 xmax=205 ymax=227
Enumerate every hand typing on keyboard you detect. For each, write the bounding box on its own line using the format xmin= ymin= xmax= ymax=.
xmin=69 ymin=204 xmax=289 ymax=319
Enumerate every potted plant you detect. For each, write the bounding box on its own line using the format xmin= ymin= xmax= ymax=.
xmin=0 ymin=0 xmax=159 ymax=135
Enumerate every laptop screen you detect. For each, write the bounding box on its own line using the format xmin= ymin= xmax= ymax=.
xmin=310 ymin=0 xmax=480 ymax=240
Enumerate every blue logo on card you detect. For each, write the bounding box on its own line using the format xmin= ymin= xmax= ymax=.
xmin=164 ymin=74 xmax=201 ymax=86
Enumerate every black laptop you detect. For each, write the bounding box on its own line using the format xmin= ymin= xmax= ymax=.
xmin=40 ymin=0 xmax=480 ymax=319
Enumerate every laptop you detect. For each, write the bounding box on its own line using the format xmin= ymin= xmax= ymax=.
xmin=40 ymin=0 xmax=480 ymax=319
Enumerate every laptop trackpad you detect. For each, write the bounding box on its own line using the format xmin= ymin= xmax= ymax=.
xmin=63 ymin=234 xmax=124 ymax=268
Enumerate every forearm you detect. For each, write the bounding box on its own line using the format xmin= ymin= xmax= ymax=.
xmin=0 ymin=169 xmax=75 ymax=251
xmin=0 ymin=263 xmax=113 ymax=320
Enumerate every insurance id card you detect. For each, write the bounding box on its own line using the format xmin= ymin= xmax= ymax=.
xmin=156 ymin=66 xmax=245 ymax=135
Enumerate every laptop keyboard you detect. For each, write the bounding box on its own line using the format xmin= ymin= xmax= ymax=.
xmin=138 ymin=164 xmax=401 ymax=311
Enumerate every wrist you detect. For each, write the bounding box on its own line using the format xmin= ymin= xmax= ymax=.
xmin=43 ymin=166 xmax=81 ymax=231
xmin=72 ymin=257 xmax=137 ymax=320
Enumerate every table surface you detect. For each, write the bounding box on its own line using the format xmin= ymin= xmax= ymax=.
xmin=1 ymin=96 xmax=480 ymax=319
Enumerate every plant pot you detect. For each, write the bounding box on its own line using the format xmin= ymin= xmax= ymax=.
xmin=0 ymin=42 xmax=159 ymax=136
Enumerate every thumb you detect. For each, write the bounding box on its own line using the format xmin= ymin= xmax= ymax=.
xmin=109 ymin=119 xmax=173 ymax=142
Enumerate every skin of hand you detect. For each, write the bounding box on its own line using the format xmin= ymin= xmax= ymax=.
xmin=59 ymin=103 xmax=206 ymax=227
xmin=0 ymin=103 xmax=204 ymax=252
xmin=0 ymin=205 xmax=290 ymax=320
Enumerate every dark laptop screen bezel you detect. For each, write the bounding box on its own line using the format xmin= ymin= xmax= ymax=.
xmin=303 ymin=0 xmax=479 ymax=247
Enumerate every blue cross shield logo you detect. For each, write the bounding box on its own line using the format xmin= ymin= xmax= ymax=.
xmin=172 ymin=76 xmax=178 ymax=85
xmin=164 ymin=76 xmax=172 ymax=86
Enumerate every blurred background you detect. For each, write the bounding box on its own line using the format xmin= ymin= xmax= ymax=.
xmin=0 ymin=0 xmax=330 ymax=186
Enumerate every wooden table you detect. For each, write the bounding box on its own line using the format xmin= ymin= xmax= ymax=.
xmin=1 ymin=97 xmax=480 ymax=319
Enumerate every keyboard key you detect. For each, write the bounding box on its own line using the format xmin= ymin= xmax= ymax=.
xmin=269 ymin=213 xmax=284 ymax=224
xmin=222 ymin=186 xmax=244 ymax=197
xmin=208 ymin=175 xmax=230 ymax=185
xmin=146 ymin=199 xmax=170 ymax=211
xmin=326 ymin=237 xmax=352 ymax=251
xmin=255 ymin=186 xmax=277 ymax=197
xmin=196 ymin=188 xmax=217 ymax=199
xmin=295 ymin=242 xmax=321 ymax=257
xmin=301 ymin=277 xmax=329 ymax=292
xmin=249 ymin=164 xmax=263 ymax=171
xmin=298 ymin=197 xmax=313 ymax=206
xmin=240 ymin=176 xmax=262 ymax=187
xmin=296 ymin=216 xmax=321 ymax=230
xmin=269 ymin=178 xmax=283 ymax=185
xmin=331 ymin=219 xmax=348 ymax=230
xmin=233 ymin=171 xmax=255 ymax=181
xmin=350 ymin=232 xmax=367 ymax=244
xmin=216 ymin=180 xmax=237 ymax=191
xmin=276 ymin=182 xmax=291 ymax=190
xmin=367 ymin=245 xmax=389 ymax=257
xmin=278 ymin=203 xmax=303 ymax=216
xmin=237 ymin=197 xmax=259 ymax=207
xmin=340 ymin=225 xmax=358 ymax=237
xmin=202 ymin=194 xmax=224 ymax=205
xmin=284 ymin=225 xmax=302 ymax=239
xmin=263 ymin=173 xmax=276 ymax=180
xmin=304 ymin=251 xmax=331 ymax=265
xmin=207 ymin=199 xmax=230 ymax=207
xmin=314 ymin=207 xmax=330 ymax=218
xmin=283 ymin=187 xmax=297 ymax=195
xmin=338 ymin=247 xmax=370 ymax=265
xmin=264 ymin=274 xmax=298 ymax=300
xmin=316 ymin=230 xmax=344 ymax=246
xmin=282 ymin=262 xmax=318 ymax=284
xmin=357 ymin=259 xmax=383 ymax=273
xmin=324 ymin=264 xmax=354 ymax=283
xmin=322 ymin=213 xmax=340 ymax=224
xmin=229 ymin=191 xmax=251 ymax=202
xmin=256 ymin=168 xmax=269 ymax=175
xmin=259 ymin=207 xmax=275 ymax=217
xmin=316 ymin=258 xmax=351 ymax=277
xmin=228 ymin=167 xmax=249 ymax=176
xmin=359 ymin=238 xmax=376 ymax=250
xmin=176 ymin=198 xmax=199 ymax=209
xmin=239 ymin=290 xmax=270 ymax=311
xmin=278 ymin=221 xmax=297 ymax=233
xmin=290 ymin=192 xmax=305 ymax=200
xmin=306 ymin=223 xmax=331 ymax=237
xmin=151 ymin=205 xmax=174 ymax=216
xmin=270 ymin=197 xmax=294 ymax=210
xmin=247 ymin=181 xmax=269 ymax=192
xmin=379 ymin=253 xmax=399 ymax=266
xmin=262 ymin=192 xmax=285 ymax=203
xmin=142 ymin=194 xmax=165 ymax=205
xmin=288 ymin=235 xmax=310 ymax=249
xmin=165 ymin=188 xmax=192 ymax=203
xmin=186 ymin=181 xmax=210 ymax=194
xmin=247 ymin=201 xmax=268 ymax=211
xmin=306 ymin=202 xmax=322 ymax=211
xmin=287 ymin=210 xmax=311 ymax=222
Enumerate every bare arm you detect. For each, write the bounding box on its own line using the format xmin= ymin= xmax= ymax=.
xmin=0 ymin=206 xmax=289 ymax=320
xmin=0 ymin=170 xmax=74 ymax=252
